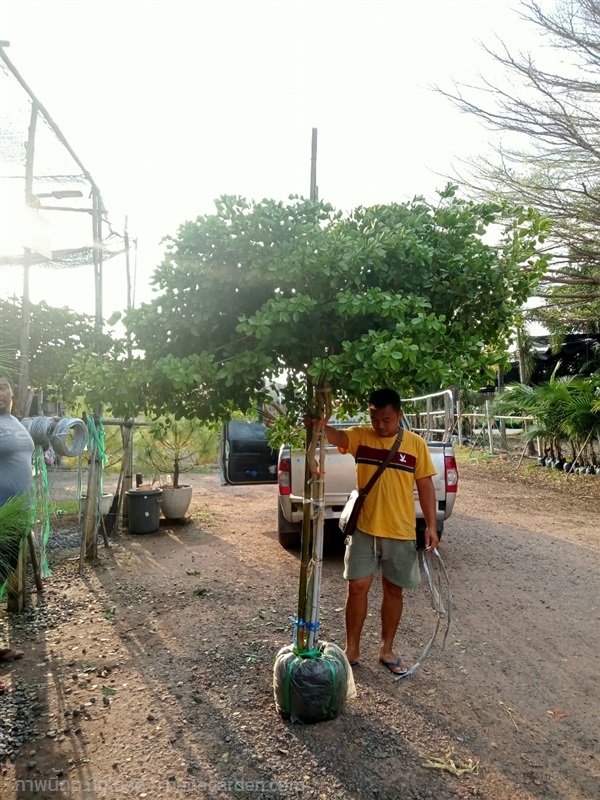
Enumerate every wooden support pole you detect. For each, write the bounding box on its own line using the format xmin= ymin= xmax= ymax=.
xmin=497 ymin=369 xmax=508 ymax=451
xmin=100 ymin=514 xmax=110 ymax=548
xmin=27 ymin=531 xmax=43 ymax=593
xmin=81 ymin=432 xmax=100 ymax=565
xmin=6 ymin=547 xmax=27 ymax=613
xmin=121 ymin=424 xmax=134 ymax=520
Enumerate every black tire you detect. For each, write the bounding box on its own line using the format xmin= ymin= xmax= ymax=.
xmin=278 ymin=502 xmax=302 ymax=549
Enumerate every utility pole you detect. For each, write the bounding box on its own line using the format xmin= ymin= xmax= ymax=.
xmin=310 ymin=128 xmax=318 ymax=202
xmin=17 ymin=103 xmax=38 ymax=417
xmin=92 ymin=188 xmax=103 ymax=332
xmin=124 ymin=214 xmax=131 ymax=311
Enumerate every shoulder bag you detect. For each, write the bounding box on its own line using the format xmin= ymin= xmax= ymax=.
xmin=339 ymin=427 xmax=404 ymax=536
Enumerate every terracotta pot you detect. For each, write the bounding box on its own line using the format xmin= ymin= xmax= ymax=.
xmin=159 ymin=485 xmax=193 ymax=519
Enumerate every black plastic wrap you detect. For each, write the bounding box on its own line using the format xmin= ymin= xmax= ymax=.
xmin=273 ymin=641 xmax=351 ymax=724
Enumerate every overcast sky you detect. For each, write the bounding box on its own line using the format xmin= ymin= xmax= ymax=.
xmin=1 ymin=0 xmax=535 ymax=316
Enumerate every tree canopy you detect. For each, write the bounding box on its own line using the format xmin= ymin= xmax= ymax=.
xmin=0 ymin=297 xmax=112 ymax=406
xmin=122 ymin=189 xmax=548 ymax=423
xmin=439 ymin=0 xmax=600 ymax=336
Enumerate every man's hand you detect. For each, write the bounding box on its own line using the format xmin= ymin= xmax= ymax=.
xmin=303 ymin=414 xmax=348 ymax=449
xmin=424 ymin=526 xmax=439 ymax=553
xmin=303 ymin=414 xmax=323 ymax=430
xmin=416 ymin=476 xmax=437 ymax=552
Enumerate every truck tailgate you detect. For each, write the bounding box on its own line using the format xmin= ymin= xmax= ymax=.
xmin=290 ymin=447 xmax=356 ymax=505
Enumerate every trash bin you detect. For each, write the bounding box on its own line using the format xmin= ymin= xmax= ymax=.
xmin=126 ymin=488 xmax=162 ymax=534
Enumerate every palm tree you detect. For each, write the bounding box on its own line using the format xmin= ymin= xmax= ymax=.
xmin=492 ymin=371 xmax=600 ymax=465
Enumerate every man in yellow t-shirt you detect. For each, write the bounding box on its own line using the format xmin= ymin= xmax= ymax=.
xmin=322 ymin=388 xmax=438 ymax=676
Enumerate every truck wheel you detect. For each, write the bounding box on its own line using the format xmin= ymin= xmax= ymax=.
xmin=278 ymin=503 xmax=302 ymax=549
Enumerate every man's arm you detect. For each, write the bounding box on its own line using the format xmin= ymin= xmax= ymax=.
xmin=309 ymin=420 xmax=349 ymax=451
xmin=415 ymin=476 xmax=439 ymax=552
xmin=323 ymin=424 xmax=349 ymax=450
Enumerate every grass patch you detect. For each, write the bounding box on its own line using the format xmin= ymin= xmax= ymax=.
xmin=189 ymin=506 xmax=214 ymax=523
xmin=49 ymin=500 xmax=79 ymax=516
xmin=453 ymin=445 xmax=504 ymax=465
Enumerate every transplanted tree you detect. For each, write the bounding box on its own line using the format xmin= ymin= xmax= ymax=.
xmin=438 ymin=0 xmax=600 ymax=336
xmin=127 ymin=188 xmax=549 ymax=425
xmin=126 ymin=188 xmax=548 ymax=655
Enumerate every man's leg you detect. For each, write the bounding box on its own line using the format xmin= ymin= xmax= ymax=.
xmin=378 ymin=539 xmax=420 ymax=674
xmin=345 ymin=575 xmax=372 ymax=664
xmin=343 ymin=530 xmax=378 ymax=664
xmin=378 ymin=575 xmax=407 ymax=674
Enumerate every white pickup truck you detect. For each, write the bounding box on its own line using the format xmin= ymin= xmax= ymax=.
xmin=221 ymin=415 xmax=459 ymax=549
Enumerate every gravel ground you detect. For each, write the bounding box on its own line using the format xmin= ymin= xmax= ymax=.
xmin=0 ymin=458 xmax=599 ymax=799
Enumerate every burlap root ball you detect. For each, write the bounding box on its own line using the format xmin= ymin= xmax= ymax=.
xmin=273 ymin=640 xmax=350 ymax=724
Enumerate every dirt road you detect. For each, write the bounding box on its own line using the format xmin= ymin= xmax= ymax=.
xmin=0 ymin=459 xmax=599 ymax=799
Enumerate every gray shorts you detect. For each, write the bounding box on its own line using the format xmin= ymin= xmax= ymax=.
xmin=343 ymin=528 xmax=421 ymax=588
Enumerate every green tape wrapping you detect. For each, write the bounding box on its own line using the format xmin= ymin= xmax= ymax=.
xmin=33 ymin=445 xmax=52 ymax=579
xmin=82 ymin=417 xmax=107 ymax=512
xmin=322 ymin=653 xmax=342 ymax=719
xmin=292 ymin=647 xmax=320 ymax=658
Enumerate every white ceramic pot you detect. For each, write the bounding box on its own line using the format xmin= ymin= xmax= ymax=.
xmin=80 ymin=493 xmax=114 ymax=516
xmin=159 ymin=485 xmax=193 ymax=519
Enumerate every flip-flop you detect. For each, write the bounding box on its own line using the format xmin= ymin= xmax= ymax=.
xmin=379 ymin=657 xmax=408 ymax=676
xmin=0 ymin=649 xmax=24 ymax=663
xmin=0 ymin=681 xmax=6 ymax=693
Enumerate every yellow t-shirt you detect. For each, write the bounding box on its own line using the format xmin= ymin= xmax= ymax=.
xmin=340 ymin=427 xmax=436 ymax=540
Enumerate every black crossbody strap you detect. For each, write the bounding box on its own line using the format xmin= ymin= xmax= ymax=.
xmin=359 ymin=427 xmax=404 ymax=498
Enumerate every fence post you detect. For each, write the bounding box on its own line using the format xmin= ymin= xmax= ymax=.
xmin=444 ymin=391 xmax=454 ymax=443
xmin=426 ymin=397 xmax=433 ymax=439
xmin=485 ymin=399 xmax=494 ymax=454
xmin=456 ymin=398 xmax=463 ymax=446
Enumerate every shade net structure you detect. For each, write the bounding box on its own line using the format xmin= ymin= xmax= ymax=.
xmin=0 ymin=44 xmax=130 ymax=416
xmin=0 ymin=45 xmax=125 ymax=281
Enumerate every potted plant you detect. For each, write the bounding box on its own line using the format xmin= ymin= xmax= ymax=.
xmin=137 ymin=415 xmax=218 ymax=519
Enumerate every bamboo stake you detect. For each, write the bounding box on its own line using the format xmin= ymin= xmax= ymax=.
xmin=296 ymin=380 xmax=315 ymax=651
xmin=99 ymin=513 xmax=110 ymax=548
xmin=308 ymin=383 xmax=329 ymax=650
